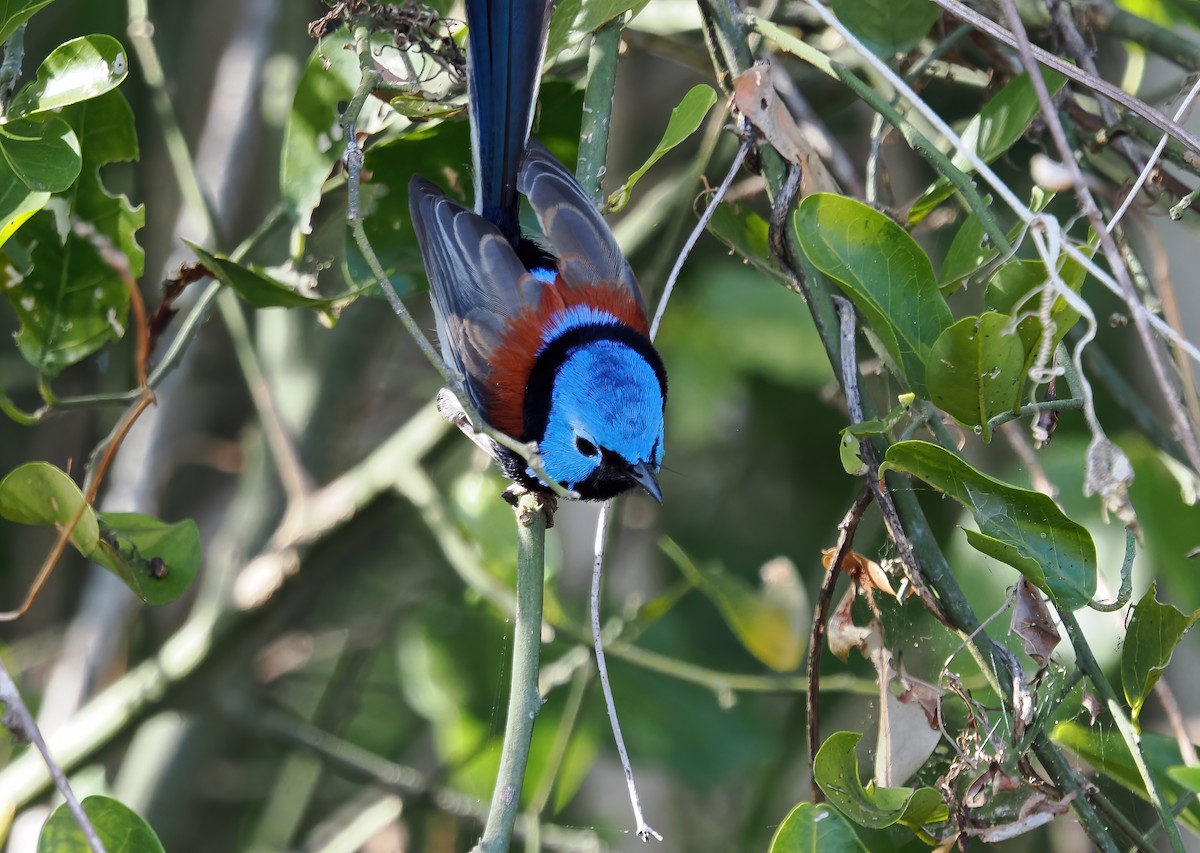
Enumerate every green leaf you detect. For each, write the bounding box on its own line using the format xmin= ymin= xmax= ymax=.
xmin=281 ymin=29 xmax=359 ymax=242
xmin=939 ymin=211 xmax=994 ymax=293
xmin=8 ymin=35 xmax=128 ymax=119
xmin=794 ymin=194 xmax=951 ymax=396
xmin=547 ymin=0 xmax=651 ymax=56
xmin=0 ymin=0 xmax=56 ymax=48
xmin=5 ymin=210 xmax=131 ymax=376
xmin=706 ymin=203 xmax=787 ymax=285
xmin=882 ymin=440 xmax=1097 ymax=609
xmin=0 ymin=115 xmax=81 ymax=191
xmin=1122 ymin=583 xmax=1199 ymax=720
xmin=1168 ymin=765 xmax=1200 ymax=793
xmin=38 ymin=795 xmax=164 ymax=853
xmin=838 ymin=397 xmax=914 ymax=475
xmin=3 ymin=90 xmax=142 ymax=376
xmin=1052 ymin=722 xmax=1200 ymax=834
xmin=985 ymin=255 xmax=1086 ymax=394
xmin=662 ymin=538 xmax=803 ymax=671
xmin=607 ymin=84 xmax=717 ymax=212
xmin=188 ymin=242 xmax=362 ymax=315
xmin=910 ymin=69 xmax=1066 ymax=221
xmin=769 ymin=802 xmax=869 ymax=853
xmin=813 ymin=732 xmax=948 ymax=830
xmin=926 ymin=312 xmax=1025 ymax=439
xmin=829 ymin=0 xmax=938 ymax=54
xmin=92 ymin=512 xmax=201 ymax=606
xmin=0 ymin=461 xmax=98 ymax=553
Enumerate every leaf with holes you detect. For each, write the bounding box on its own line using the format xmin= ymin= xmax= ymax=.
xmin=38 ymin=796 xmax=164 ymax=853
xmin=926 ymin=312 xmax=1025 ymax=439
xmin=4 ymin=90 xmax=142 ymax=376
xmin=8 ymin=34 xmax=128 ymax=119
xmin=795 ymin=193 xmax=951 ymax=396
xmin=1122 ymin=583 xmax=1200 ymax=720
xmin=882 ymin=440 xmax=1096 ymax=610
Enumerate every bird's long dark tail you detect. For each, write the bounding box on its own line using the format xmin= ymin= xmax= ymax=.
xmin=465 ymin=0 xmax=554 ymax=246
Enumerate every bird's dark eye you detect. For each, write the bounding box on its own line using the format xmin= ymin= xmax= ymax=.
xmin=574 ymin=435 xmax=598 ymax=457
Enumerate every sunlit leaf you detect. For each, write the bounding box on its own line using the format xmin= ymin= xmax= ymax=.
xmin=1052 ymin=722 xmax=1200 ymax=834
xmin=0 ymin=461 xmax=98 ymax=554
xmin=8 ymin=35 xmax=128 ymax=119
xmin=1122 ymin=583 xmax=1199 ymax=720
xmin=662 ymin=538 xmax=804 ymax=671
xmin=38 ymin=795 xmax=164 ymax=853
xmin=93 ymin=512 xmax=201 ymax=606
xmin=882 ymin=440 xmax=1097 ymax=610
xmin=769 ymin=802 xmax=869 ymax=853
xmin=607 ymin=84 xmax=717 ymax=212
xmin=925 ymin=312 xmax=1025 ymax=439
xmin=547 ymin=0 xmax=651 ymax=56
xmin=910 ymin=69 xmax=1066 ymax=221
xmin=795 ymin=194 xmax=951 ymax=396
xmin=830 ymin=0 xmax=938 ymax=54
xmin=813 ymin=731 xmax=948 ymax=830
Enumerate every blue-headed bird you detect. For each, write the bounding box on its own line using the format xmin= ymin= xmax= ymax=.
xmin=408 ymin=0 xmax=667 ymax=502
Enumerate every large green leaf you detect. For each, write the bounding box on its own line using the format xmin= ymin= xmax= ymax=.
xmin=547 ymin=0 xmax=651 ymax=56
xmin=813 ymin=731 xmax=948 ymax=831
xmin=1122 ymin=583 xmax=1199 ymax=720
xmin=0 ymin=0 xmax=56 ymax=47
xmin=93 ymin=512 xmax=201 ymax=606
xmin=910 ymin=69 xmax=1066 ymax=221
xmin=770 ymin=802 xmax=869 ymax=853
xmin=795 ymin=193 xmax=951 ymax=396
xmin=607 ymin=84 xmax=716 ymax=211
xmin=662 ymin=538 xmax=804 ymax=672
xmin=0 ymin=461 xmax=98 ymax=553
xmin=3 ymin=90 xmax=142 ymax=375
xmin=8 ymin=35 xmax=128 ymax=119
xmin=1052 ymin=722 xmax=1200 ymax=834
xmin=38 ymin=795 xmax=164 ymax=853
xmin=830 ymin=0 xmax=938 ymax=54
xmin=882 ymin=440 xmax=1097 ymax=609
xmin=926 ymin=312 xmax=1025 ymax=439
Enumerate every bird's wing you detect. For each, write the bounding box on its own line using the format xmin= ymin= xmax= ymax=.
xmin=408 ymin=175 xmax=542 ymax=411
xmin=517 ymin=141 xmax=647 ymax=314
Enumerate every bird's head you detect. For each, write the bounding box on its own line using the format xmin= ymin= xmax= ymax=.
xmin=535 ymin=338 xmax=666 ymax=501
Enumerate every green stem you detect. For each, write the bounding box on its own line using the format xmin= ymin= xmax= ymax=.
xmin=576 ymin=17 xmax=624 ymax=202
xmin=1058 ymin=608 xmax=1186 ymax=853
xmin=477 ymin=494 xmax=548 ymax=853
xmin=1107 ymin=8 xmax=1200 ymax=70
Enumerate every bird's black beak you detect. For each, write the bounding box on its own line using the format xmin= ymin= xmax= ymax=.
xmin=628 ymin=460 xmax=663 ymax=504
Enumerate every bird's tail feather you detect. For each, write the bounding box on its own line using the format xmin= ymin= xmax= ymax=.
xmin=466 ymin=0 xmax=554 ymax=245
